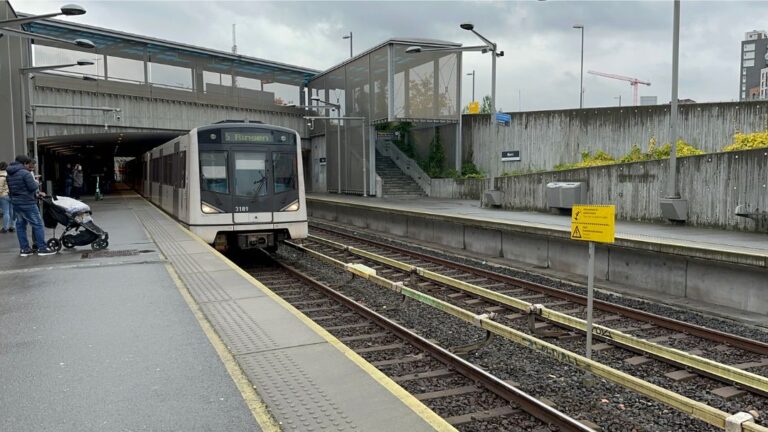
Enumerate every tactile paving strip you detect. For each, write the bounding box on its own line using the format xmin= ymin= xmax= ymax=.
xmin=178 ymin=271 xmax=231 ymax=303
xmin=136 ymin=203 xmax=432 ymax=431
xmin=201 ymin=301 xmax=278 ymax=355
xmin=239 ymin=350 xmax=357 ymax=432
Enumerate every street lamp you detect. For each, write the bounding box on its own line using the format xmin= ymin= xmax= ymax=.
xmin=20 ymin=59 xmax=95 ymax=170
xmin=0 ymin=4 xmax=93 ymax=49
xmin=614 ymin=95 xmax=621 ymax=107
xmin=573 ymin=25 xmax=584 ymax=109
xmin=0 ymin=4 xmax=85 ymax=26
xmin=342 ymin=32 xmax=353 ymax=58
xmin=661 ymin=0 xmax=686 ymax=221
xmin=459 ymin=23 xmax=502 ymax=113
xmin=311 ymin=97 xmax=344 ymax=194
xmin=467 ymin=70 xmax=475 ymax=102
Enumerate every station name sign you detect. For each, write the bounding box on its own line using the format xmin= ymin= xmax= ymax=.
xmin=501 ymin=150 xmax=520 ymax=162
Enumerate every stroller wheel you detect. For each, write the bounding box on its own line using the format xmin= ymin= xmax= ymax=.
xmin=62 ymin=235 xmax=76 ymax=249
xmin=91 ymin=239 xmax=109 ymax=251
xmin=47 ymin=238 xmax=62 ymax=252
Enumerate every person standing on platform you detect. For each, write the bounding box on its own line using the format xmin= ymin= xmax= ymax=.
xmin=72 ymin=164 xmax=84 ymax=199
xmin=0 ymin=161 xmax=15 ymax=233
xmin=63 ymin=163 xmax=73 ymax=197
xmin=6 ymin=156 xmax=56 ymax=256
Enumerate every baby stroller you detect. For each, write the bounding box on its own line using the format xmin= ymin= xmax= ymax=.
xmin=42 ymin=195 xmax=109 ymax=251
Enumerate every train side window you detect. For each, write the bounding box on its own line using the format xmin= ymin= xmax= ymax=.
xmin=233 ymin=152 xmax=268 ymax=197
xmin=200 ymin=151 xmax=229 ymax=193
xmin=178 ymin=151 xmax=186 ymax=189
xmin=273 ymin=153 xmax=296 ymax=193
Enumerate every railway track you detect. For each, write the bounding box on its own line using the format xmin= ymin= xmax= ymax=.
xmin=284 ymin=224 xmax=768 ymax=430
xmin=233 ymin=251 xmax=593 ymax=432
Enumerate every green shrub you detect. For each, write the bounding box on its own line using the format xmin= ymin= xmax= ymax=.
xmin=723 ymin=131 xmax=768 ymax=151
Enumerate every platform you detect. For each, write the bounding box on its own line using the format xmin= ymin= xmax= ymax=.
xmin=307 ymin=194 xmax=768 ymax=322
xmin=0 ymin=192 xmax=450 ymax=432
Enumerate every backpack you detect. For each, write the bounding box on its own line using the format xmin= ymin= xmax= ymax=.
xmin=0 ymin=172 xmax=8 ymax=197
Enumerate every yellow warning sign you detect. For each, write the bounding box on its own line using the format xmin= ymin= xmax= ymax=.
xmin=468 ymin=101 xmax=480 ymax=114
xmin=570 ymin=205 xmax=615 ymax=243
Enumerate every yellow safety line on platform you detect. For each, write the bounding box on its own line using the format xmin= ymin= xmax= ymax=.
xmin=308 ymin=234 xmax=768 ymax=396
xmin=141 ymin=206 xmax=456 ymax=432
xmin=164 ymin=263 xmax=281 ymax=432
xmin=297 ymin=238 xmax=768 ymax=432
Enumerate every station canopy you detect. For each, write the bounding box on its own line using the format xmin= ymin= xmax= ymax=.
xmin=307 ymin=38 xmax=462 ymax=125
xmin=24 ymin=18 xmax=319 ymax=87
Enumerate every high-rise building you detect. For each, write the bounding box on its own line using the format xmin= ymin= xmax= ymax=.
xmin=740 ymin=30 xmax=768 ymax=101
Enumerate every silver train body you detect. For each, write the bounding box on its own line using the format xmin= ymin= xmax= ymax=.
xmin=138 ymin=122 xmax=307 ymax=250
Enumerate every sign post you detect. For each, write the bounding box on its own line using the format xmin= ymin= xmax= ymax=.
xmin=570 ymin=205 xmax=615 ymax=359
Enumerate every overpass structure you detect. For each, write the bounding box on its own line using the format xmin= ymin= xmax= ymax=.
xmin=1 ymin=3 xmax=318 ymax=185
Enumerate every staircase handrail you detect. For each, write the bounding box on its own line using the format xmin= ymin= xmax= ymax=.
xmin=376 ymin=140 xmax=432 ymax=195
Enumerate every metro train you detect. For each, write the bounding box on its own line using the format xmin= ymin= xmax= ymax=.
xmin=136 ymin=121 xmax=307 ymax=251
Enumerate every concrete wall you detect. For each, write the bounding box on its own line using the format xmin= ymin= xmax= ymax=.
xmin=0 ymin=1 xmax=30 ymax=161
xmin=308 ymin=199 xmax=768 ymax=315
xmin=429 ymin=149 xmax=768 ymax=232
xmin=30 ymin=76 xmax=309 ymax=136
xmin=462 ymin=101 xmax=768 ymax=178
xmin=431 ymin=177 xmax=491 ymax=200
xmin=492 ymin=149 xmax=768 ymax=232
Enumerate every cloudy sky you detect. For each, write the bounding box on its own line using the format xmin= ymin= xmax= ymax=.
xmin=16 ymin=0 xmax=767 ymax=112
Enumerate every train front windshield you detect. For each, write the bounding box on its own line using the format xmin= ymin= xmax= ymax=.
xmin=198 ymin=127 xmax=299 ymax=215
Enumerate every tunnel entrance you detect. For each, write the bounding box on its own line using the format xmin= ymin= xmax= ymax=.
xmin=32 ymin=130 xmax=183 ymax=197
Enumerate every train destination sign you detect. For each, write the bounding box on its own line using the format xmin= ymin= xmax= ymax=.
xmin=570 ymin=205 xmax=615 ymax=244
xmin=224 ymin=131 xmax=274 ymax=143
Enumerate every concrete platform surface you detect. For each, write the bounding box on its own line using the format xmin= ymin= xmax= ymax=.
xmin=0 ymin=196 xmax=260 ymax=432
xmin=0 ymin=192 xmax=449 ymax=432
xmin=308 ymin=194 xmax=768 ymax=262
xmin=308 ymin=194 xmax=768 ymax=257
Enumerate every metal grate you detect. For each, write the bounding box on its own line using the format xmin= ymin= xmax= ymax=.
xmin=81 ymin=249 xmax=142 ymax=259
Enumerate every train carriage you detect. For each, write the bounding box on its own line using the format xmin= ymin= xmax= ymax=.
xmin=139 ymin=121 xmax=307 ymax=251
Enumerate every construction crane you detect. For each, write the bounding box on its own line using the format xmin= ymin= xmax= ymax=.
xmin=587 ymin=70 xmax=651 ymax=106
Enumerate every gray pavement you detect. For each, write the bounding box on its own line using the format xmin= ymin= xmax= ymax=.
xmin=0 ymin=194 xmax=260 ymax=432
xmin=310 ymin=194 xmax=768 ymax=255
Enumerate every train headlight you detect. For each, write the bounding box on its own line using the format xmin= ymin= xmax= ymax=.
xmin=201 ymin=201 xmax=224 ymax=214
xmin=280 ymin=200 xmax=300 ymax=212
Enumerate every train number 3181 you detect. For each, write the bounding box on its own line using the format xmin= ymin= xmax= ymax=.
xmin=235 ymin=206 xmax=250 ymax=212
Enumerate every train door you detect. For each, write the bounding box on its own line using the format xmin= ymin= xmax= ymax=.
xmin=231 ymin=150 xmax=273 ymax=224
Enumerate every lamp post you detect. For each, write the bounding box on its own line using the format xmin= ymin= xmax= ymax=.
xmin=342 ymin=32 xmax=353 ymax=58
xmin=467 ymin=70 xmax=475 ymax=102
xmin=573 ymin=25 xmax=584 ymax=109
xmin=1 ymin=3 xmax=92 ymax=158
xmin=668 ymin=0 xmax=681 ymax=200
xmin=310 ymin=97 xmax=344 ymax=194
xmin=614 ymin=95 xmax=621 ymax=107
xmin=459 ymin=23 xmax=502 ymax=113
xmin=20 ymin=60 xmax=95 ymax=167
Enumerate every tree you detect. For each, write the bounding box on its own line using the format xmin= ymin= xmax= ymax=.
xmin=480 ymin=95 xmax=492 ymax=114
xmin=408 ymin=74 xmax=452 ymax=118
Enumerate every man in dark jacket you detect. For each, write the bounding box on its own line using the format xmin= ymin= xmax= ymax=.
xmin=7 ymin=156 xmax=56 ymax=256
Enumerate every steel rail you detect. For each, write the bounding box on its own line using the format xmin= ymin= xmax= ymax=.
xmin=269 ymin=255 xmax=594 ymax=432
xmin=305 ymin=233 xmax=768 ymax=397
xmin=310 ymin=224 xmax=768 ymax=356
xmin=285 ymin=240 xmax=768 ymax=432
